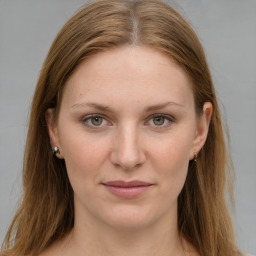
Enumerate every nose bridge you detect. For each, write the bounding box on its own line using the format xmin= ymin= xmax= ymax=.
xmin=111 ymin=122 xmax=145 ymax=170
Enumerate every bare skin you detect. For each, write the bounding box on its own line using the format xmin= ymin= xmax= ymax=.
xmin=44 ymin=46 xmax=211 ymax=256
xmin=40 ymin=233 xmax=199 ymax=256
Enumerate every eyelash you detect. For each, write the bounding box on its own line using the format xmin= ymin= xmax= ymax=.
xmin=82 ymin=114 xmax=108 ymax=128
xmin=147 ymin=114 xmax=175 ymax=128
xmin=82 ymin=113 xmax=175 ymax=129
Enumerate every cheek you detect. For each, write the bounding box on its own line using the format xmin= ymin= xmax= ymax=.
xmin=58 ymin=127 xmax=109 ymax=189
xmin=151 ymin=131 xmax=192 ymax=170
xmin=149 ymin=130 xmax=194 ymax=192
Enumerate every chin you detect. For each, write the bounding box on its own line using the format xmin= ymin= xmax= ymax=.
xmin=98 ymin=204 xmax=158 ymax=231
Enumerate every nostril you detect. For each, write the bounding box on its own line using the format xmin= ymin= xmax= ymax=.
xmin=110 ymin=147 xmax=146 ymax=170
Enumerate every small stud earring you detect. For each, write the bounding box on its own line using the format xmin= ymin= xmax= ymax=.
xmin=194 ymin=152 xmax=198 ymax=162
xmin=52 ymin=146 xmax=60 ymax=156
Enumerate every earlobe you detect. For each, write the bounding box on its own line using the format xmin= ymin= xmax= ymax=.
xmin=45 ymin=108 xmax=64 ymax=159
xmin=190 ymin=102 xmax=212 ymax=159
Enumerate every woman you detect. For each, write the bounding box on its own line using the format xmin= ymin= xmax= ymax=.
xmin=0 ymin=0 xmax=246 ymax=255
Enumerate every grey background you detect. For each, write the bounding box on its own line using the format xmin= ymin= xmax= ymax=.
xmin=0 ymin=0 xmax=255 ymax=254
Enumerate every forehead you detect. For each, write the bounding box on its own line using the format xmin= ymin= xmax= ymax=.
xmin=61 ymin=46 xmax=194 ymax=110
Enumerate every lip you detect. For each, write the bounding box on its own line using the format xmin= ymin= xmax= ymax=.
xmin=102 ymin=180 xmax=153 ymax=199
xmin=103 ymin=180 xmax=152 ymax=187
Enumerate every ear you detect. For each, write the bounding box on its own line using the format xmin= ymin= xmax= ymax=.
xmin=190 ymin=102 xmax=212 ymax=160
xmin=45 ymin=108 xmax=64 ymax=159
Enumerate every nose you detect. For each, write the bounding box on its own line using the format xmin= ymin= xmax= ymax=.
xmin=110 ymin=124 xmax=146 ymax=170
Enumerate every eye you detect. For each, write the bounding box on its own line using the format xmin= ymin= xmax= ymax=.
xmin=82 ymin=114 xmax=108 ymax=127
xmin=147 ymin=114 xmax=174 ymax=128
xmin=152 ymin=116 xmax=165 ymax=126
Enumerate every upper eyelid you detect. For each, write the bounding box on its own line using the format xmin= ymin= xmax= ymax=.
xmin=81 ymin=113 xmax=175 ymax=125
xmin=145 ymin=114 xmax=175 ymax=129
xmin=147 ymin=113 xmax=175 ymax=121
xmin=82 ymin=114 xmax=110 ymax=126
xmin=82 ymin=113 xmax=107 ymax=121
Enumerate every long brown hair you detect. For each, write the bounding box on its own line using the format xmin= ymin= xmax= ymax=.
xmin=1 ymin=1 xmax=243 ymax=255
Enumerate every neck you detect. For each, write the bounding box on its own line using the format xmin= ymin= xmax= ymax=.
xmin=60 ymin=207 xmax=188 ymax=256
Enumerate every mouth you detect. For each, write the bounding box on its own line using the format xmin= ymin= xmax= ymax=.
xmin=101 ymin=180 xmax=153 ymax=199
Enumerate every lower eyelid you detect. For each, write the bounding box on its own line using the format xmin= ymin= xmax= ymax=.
xmin=147 ymin=115 xmax=175 ymax=128
xmin=82 ymin=115 xmax=111 ymax=128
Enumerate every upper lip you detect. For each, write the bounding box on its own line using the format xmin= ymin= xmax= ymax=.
xmin=103 ymin=180 xmax=153 ymax=187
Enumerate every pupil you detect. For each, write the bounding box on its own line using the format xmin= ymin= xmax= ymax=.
xmin=154 ymin=116 xmax=164 ymax=125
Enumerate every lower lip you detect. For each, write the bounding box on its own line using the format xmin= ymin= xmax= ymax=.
xmin=103 ymin=185 xmax=152 ymax=199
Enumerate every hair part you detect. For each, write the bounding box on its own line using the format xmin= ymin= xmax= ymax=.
xmin=1 ymin=1 xmax=243 ymax=256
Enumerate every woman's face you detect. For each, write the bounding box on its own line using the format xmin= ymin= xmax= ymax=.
xmin=47 ymin=46 xmax=211 ymax=230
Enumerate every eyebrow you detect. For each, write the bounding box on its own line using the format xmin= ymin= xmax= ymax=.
xmin=144 ymin=101 xmax=184 ymax=112
xmin=71 ymin=101 xmax=184 ymax=112
xmin=71 ymin=102 xmax=113 ymax=112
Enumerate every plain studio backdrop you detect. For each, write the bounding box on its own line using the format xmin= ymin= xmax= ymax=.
xmin=0 ymin=0 xmax=255 ymax=254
